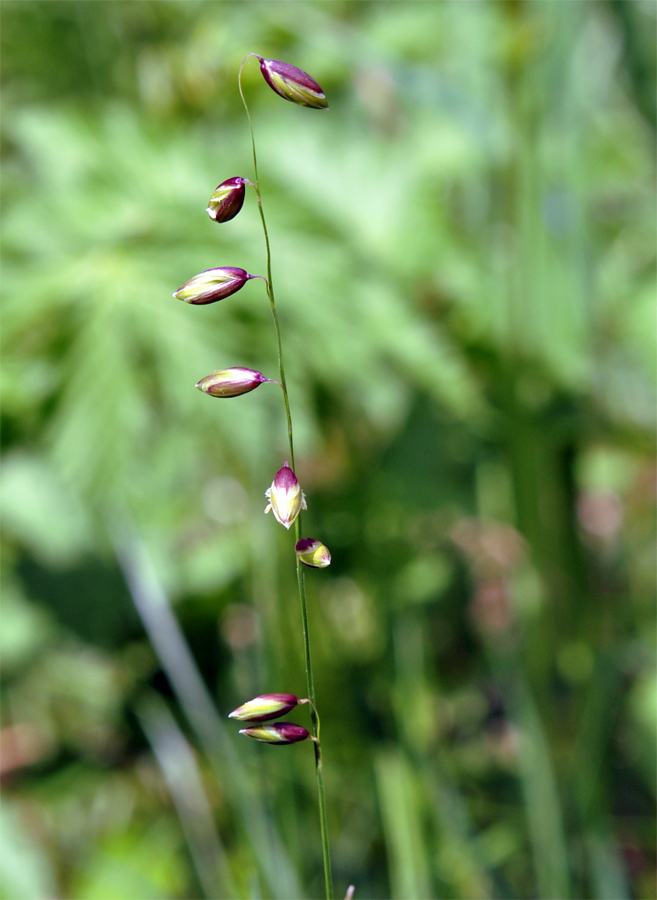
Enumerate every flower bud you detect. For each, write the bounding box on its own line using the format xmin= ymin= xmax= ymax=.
xmin=264 ymin=462 xmax=307 ymax=529
xmin=239 ymin=722 xmax=310 ymax=744
xmin=228 ymin=693 xmax=299 ymax=722
xmin=295 ymin=539 xmax=331 ymax=569
xmin=258 ymin=57 xmax=328 ymax=109
xmin=206 ymin=177 xmax=247 ymax=223
xmin=173 ymin=267 xmax=257 ymax=305
xmin=196 ymin=367 xmax=270 ymax=398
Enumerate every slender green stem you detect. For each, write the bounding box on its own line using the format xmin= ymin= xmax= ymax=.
xmin=238 ymin=55 xmax=294 ymax=470
xmin=239 ymin=55 xmax=333 ymax=900
xmin=294 ymin=542 xmax=333 ymax=899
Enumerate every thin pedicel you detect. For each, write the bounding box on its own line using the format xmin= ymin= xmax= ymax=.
xmin=175 ymin=53 xmax=334 ymax=899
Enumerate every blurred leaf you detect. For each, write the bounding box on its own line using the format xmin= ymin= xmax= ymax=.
xmin=375 ymin=749 xmax=431 ymax=900
xmin=0 ymin=454 xmax=93 ymax=566
xmin=0 ymin=801 xmax=58 ymax=900
xmin=69 ymin=819 xmax=188 ymax=900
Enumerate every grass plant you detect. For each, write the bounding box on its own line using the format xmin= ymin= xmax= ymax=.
xmin=174 ymin=52 xmax=336 ymax=898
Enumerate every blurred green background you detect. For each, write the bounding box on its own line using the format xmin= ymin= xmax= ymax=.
xmin=1 ymin=1 xmax=655 ymax=898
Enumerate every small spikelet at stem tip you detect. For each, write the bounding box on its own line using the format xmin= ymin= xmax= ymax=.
xmin=196 ymin=367 xmax=270 ymax=398
xmin=206 ymin=177 xmax=247 ymax=223
xmin=264 ymin=462 xmax=307 ymax=529
xmin=239 ymin=722 xmax=310 ymax=744
xmin=295 ymin=538 xmax=331 ymax=568
xmin=173 ymin=267 xmax=259 ymax=305
xmin=258 ymin=57 xmax=328 ymax=109
xmin=228 ymin=693 xmax=299 ymax=722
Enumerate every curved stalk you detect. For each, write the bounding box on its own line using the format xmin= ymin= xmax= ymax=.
xmin=239 ymin=55 xmax=334 ymax=900
xmin=238 ymin=55 xmax=294 ymax=471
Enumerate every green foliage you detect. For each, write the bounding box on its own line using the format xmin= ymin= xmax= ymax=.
xmin=1 ymin=2 xmax=655 ymax=898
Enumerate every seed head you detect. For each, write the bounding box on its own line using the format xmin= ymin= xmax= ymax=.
xmin=196 ymin=367 xmax=270 ymax=398
xmin=173 ymin=267 xmax=257 ymax=305
xmin=258 ymin=57 xmax=328 ymax=109
xmin=264 ymin=462 xmax=307 ymax=529
xmin=239 ymin=722 xmax=310 ymax=744
xmin=295 ymin=539 xmax=331 ymax=569
xmin=206 ymin=177 xmax=247 ymax=223
xmin=228 ymin=693 xmax=299 ymax=722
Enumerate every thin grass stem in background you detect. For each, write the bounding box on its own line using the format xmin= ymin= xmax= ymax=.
xmin=490 ymin=649 xmax=571 ymax=900
xmin=113 ymin=524 xmax=303 ymax=900
xmin=136 ymin=691 xmax=233 ymax=900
